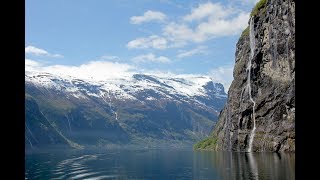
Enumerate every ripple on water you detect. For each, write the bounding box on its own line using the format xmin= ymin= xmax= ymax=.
xmin=69 ymin=171 xmax=102 ymax=179
xmin=50 ymin=154 xmax=99 ymax=178
xmin=82 ymin=175 xmax=119 ymax=180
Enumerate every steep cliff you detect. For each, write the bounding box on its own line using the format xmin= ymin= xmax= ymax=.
xmin=194 ymin=0 xmax=295 ymax=152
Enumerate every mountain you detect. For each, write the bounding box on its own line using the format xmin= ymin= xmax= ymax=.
xmin=25 ymin=71 xmax=227 ymax=150
xmin=194 ymin=0 xmax=295 ymax=152
xmin=25 ymin=95 xmax=83 ymax=149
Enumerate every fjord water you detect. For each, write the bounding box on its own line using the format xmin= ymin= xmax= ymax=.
xmin=25 ymin=149 xmax=294 ymax=179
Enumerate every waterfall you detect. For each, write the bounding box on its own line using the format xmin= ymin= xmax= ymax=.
xmin=115 ymin=112 xmax=118 ymax=121
xmin=237 ymin=87 xmax=245 ymax=151
xmin=247 ymin=17 xmax=257 ymax=152
xmin=228 ymin=106 xmax=232 ymax=151
xmin=107 ymin=90 xmax=113 ymax=111
xmin=108 ymin=91 xmax=119 ymax=121
xmin=102 ymin=91 xmax=119 ymax=121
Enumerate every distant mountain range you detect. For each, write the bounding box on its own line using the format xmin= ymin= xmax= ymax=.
xmin=25 ymin=71 xmax=227 ymax=150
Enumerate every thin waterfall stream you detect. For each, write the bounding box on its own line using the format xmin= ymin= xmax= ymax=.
xmin=247 ymin=17 xmax=257 ymax=152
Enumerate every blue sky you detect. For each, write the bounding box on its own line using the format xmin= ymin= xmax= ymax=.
xmin=25 ymin=0 xmax=258 ymax=91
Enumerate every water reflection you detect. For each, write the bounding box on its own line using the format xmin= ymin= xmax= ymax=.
xmin=26 ymin=150 xmax=295 ymax=179
xmin=193 ymin=151 xmax=295 ymax=180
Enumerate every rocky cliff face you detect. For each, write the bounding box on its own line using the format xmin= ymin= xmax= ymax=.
xmin=195 ymin=0 xmax=295 ymax=152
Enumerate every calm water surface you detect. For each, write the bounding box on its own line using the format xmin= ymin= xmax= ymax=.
xmin=25 ymin=149 xmax=295 ymax=179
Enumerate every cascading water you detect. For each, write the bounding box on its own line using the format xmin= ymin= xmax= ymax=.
xmin=237 ymin=87 xmax=245 ymax=151
xmin=107 ymin=90 xmax=113 ymax=111
xmin=247 ymin=17 xmax=257 ymax=152
xmin=228 ymin=106 xmax=232 ymax=151
xmin=102 ymin=91 xmax=118 ymax=121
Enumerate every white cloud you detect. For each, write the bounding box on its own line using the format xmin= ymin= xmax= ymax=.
xmin=25 ymin=46 xmax=49 ymax=56
xmin=130 ymin=10 xmax=167 ymax=24
xmin=177 ymin=46 xmax=208 ymax=58
xmin=128 ymin=2 xmax=250 ymax=49
xmin=98 ymin=55 xmax=121 ymax=61
xmin=163 ymin=8 xmax=249 ymax=44
xmin=183 ymin=2 xmax=232 ymax=22
xmin=163 ymin=22 xmax=197 ymax=45
xmin=25 ymin=59 xmax=43 ymax=72
xmin=25 ymin=59 xmax=41 ymax=67
xmin=242 ymin=0 xmax=259 ymax=5
xmin=208 ymin=66 xmax=234 ymax=92
xmin=25 ymin=59 xmax=135 ymax=81
xmin=132 ymin=53 xmax=170 ymax=63
xmin=25 ymin=46 xmax=63 ymax=58
xmin=25 ymin=59 xmax=234 ymax=93
xmin=127 ymin=35 xmax=168 ymax=49
xmin=195 ymin=12 xmax=249 ymax=39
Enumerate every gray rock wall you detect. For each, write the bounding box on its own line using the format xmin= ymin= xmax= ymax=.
xmin=211 ymin=0 xmax=295 ymax=152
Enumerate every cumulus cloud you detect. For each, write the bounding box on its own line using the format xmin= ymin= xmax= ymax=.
xmin=127 ymin=35 xmax=168 ymax=49
xmin=25 ymin=46 xmax=48 ymax=56
xmin=25 ymin=59 xmax=41 ymax=67
xmin=25 ymin=45 xmax=63 ymax=58
xmin=25 ymin=59 xmax=43 ymax=72
xmin=130 ymin=10 xmax=167 ymax=24
xmin=163 ymin=23 xmax=197 ymax=46
xmin=195 ymin=12 xmax=249 ymax=38
xmin=183 ymin=2 xmax=232 ymax=22
xmin=163 ymin=6 xmax=249 ymax=44
xmin=127 ymin=2 xmax=250 ymax=49
xmin=208 ymin=66 xmax=234 ymax=92
xmin=25 ymin=59 xmax=135 ymax=81
xmin=177 ymin=46 xmax=208 ymax=58
xmin=132 ymin=53 xmax=171 ymax=63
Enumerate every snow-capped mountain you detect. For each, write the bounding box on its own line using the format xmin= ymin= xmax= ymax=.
xmin=25 ymin=71 xmax=227 ymax=149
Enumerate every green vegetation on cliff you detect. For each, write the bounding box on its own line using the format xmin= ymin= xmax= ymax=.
xmin=240 ymin=26 xmax=249 ymax=39
xmin=193 ymin=135 xmax=218 ymax=150
xmin=250 ymin=0 xmax=267 ymax=17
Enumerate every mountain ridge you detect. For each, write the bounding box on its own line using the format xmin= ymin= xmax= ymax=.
xmin=25 ymin=71 xmax=227 ymax=150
